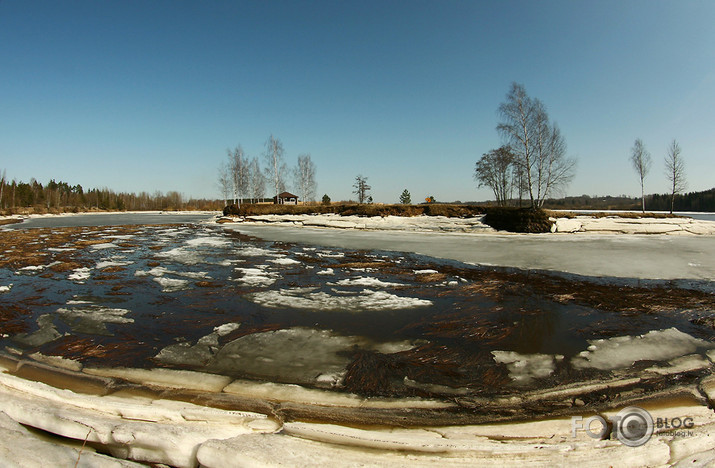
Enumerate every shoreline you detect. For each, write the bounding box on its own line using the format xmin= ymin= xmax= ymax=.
xmin=1 ymin=351 xmax=714 ymax=467
xmin=219 ymin=212 xmax=715 ymax=236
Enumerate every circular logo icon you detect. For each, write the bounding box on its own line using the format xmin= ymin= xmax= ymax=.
xmin=615 ymin=406 xmax=654 ymax=447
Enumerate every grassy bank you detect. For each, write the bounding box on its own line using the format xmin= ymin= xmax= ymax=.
xmin=223 ymin=203 xmax=686 ymax=234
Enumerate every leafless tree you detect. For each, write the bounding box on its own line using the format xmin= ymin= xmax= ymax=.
xmin=352 ymin=175 xmax=371 ymax=204
xmin=664 ymin=139 xmax=687 ymax=214
xmin=248 ymin=157 xmax=265 ymax=203
xmin=217 ymin=162 xmax=231 ymax=207
xmin=263 ymin=135 xmax=287 ymax=198
xmin=228 ymin=145 xmax=250 ymax=207
xmin=497 ymin=82 xmax=575 ymax=208
xmin=630 ymin=138 xmax=652 ymax=212
xmin=294 ymin=154 xmax=317 ymax=203
xmin=474 ymin=146 xmax=515 ymax=206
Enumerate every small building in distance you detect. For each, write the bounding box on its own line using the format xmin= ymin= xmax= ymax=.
xmin=273 ymin=191 xmax=299 ymax=205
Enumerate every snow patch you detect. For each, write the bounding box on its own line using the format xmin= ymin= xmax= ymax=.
xmin=414 ymin=269 xmax=439 ymax=274
xmin=316 ymin=268 xmax=334 ymax=275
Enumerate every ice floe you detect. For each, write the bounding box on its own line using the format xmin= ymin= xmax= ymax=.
xmin=268 ymin=257 xmax=301 ymax=265
xmin=207 ymin=327 xmax=417 ymax=387
xmin=12 ymin=314 xmax=61 ymax=346
xmin=316 ymin=268 xmax=334 ymax=275
xmin=68 ymin=267 xmax=92 ymax=283
xmin=0 ymin=284 xmax=11 ymax=293
xmin=571 ymin=327 xmax=714 ymax=370
xmin=331 ymin=276 xmax=405 ymax=288
xmin=492 ymin=351 xmax=564 ymax=385
xmin=247 ymin=288 xmax=432 ymax=311
xmin=90 ymin=242 xmax=117 ymax=250
xmin=214 ymin=323 xmax=241 ymax=336
xmin=233 ymin=266 xmax=277 ymax=287
xmin=55 ymin=306 xmax=134 ymax=335
xmin=153 ymin=277 xmax=190 ymax=293
xmin=155 ymin=247 xmax=202 ymax=265
xmin=96 ymin=259 xmax=132 ymax=269
xmin=185 ymin=237 xmax=230 ymax=247
xmin=235 ymin=246 xmax=277 ymax=257
xmin=155 ymin=323 xmax=241 ymax=367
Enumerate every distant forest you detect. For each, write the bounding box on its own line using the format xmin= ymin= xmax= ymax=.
xmin=543 ymin=188 xmax=715 ymax=212
xmin=0 ymin=178 xmax=222 ymax=214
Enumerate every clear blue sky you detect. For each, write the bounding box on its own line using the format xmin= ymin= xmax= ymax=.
xmin=1 ymin=0 xmax=713 ymax=203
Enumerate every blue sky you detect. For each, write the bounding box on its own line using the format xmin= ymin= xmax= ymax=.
xmin=1 ymin=0 xmax=713 ymax=203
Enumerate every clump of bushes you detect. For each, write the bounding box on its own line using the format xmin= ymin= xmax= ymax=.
xmin=482 ymin=207 xmax=553 ymax=233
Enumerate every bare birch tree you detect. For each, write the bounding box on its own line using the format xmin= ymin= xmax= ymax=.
xmin=228 ymin=146 xmax=250 ymax=207
xmin=263 ymin=135 xmax=287 ymax=198
xmin=294 ymin=154 xmax=317 ymax=203
xmin=497 ymin=82 xmax=575 ymax=208
xmin=664 ymin=139 xmax=687 ymax=214
xmin=630 ymin=138 xmax=652 ymax=212
xmin=248 ymin=157 xmax=265 ymax=203
xmin=217 ymin=162 xmax=231 ymax=207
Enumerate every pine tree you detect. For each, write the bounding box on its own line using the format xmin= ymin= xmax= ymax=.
xmin=399 ymin=189 xmax=411 ymax=204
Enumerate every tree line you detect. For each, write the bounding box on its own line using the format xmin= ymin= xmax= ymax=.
xmin=218 ymin=134 xmax=317 ymax=207
xmin=0 ymin=171 xmax=221 ymax=214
